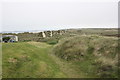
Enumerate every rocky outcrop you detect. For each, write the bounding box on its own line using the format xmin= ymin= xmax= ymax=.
xmin=17 ymin=30 xmax=67 ymax=41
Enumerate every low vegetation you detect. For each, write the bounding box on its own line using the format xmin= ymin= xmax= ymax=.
xmin=2 ymin=42 xmax=67 ymax=78
xmin=2 ymin=28 xmax=119 ymax=78
xmin=53 ymin=35 xmax=118 ymax=78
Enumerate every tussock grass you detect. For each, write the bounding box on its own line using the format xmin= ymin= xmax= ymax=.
xmin=53 ymin=35 xmax=118 ymax=78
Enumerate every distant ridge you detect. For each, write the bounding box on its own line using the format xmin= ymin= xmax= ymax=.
xmin=1 ymin=30 xmax=45 ymax=34
xmin=1 ymin=28 xmax=118 ymax=34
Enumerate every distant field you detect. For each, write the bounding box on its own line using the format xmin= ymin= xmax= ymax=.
xmin=2 ymin=28 xmax=119 ymax=42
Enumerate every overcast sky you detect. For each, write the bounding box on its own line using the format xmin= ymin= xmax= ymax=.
xmin=0 ymin=0 xmax=119 ymax=31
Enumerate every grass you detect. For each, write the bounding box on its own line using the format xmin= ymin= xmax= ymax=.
xmin=2 ymin=33 xmax=119 ymax=78
xmin=53 ymin=35 xmax=118 ymax=78
xmin=2 ymin=42 xmax=67 ymax=78
xmin=2 ymin=42 xmax=89 ymax=78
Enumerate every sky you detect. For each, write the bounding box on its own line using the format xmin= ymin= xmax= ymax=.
xmin=0 ymin=0 xmax=119 ymax=32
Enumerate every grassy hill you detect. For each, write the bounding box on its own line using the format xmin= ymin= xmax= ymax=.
xmin=2 ymin=28 xmax=119 ymax=78
xmin=2 ymin=42 xmax=89 ymax=78
xmin=53 ymin=35 xmax=118 ymax=78
xmin=2 ymin=42 xmax=67 ymax=78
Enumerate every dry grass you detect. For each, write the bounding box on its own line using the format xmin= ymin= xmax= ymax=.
xmin=53 ymin=35 xmax=118 ymax=78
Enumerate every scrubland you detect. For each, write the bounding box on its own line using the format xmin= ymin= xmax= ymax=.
xmin=53 ymin=35 xmax=118 ymax=78
xmin=2 ymin=28 xmax=119 ymax=78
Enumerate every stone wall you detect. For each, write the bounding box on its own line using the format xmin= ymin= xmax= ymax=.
xmin=37 ymin=30 xmax=66 ymax=38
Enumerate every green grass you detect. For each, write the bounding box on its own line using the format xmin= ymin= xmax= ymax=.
xmin=2 ymin=34 xmax=119 ymax=78
xmin=2 ymin=42 xmax=67 ymax=78
xmin=2 ymin=42 xmax=89 ymax=78
xmin=53 ymin=35 xmax=118 ymax=78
